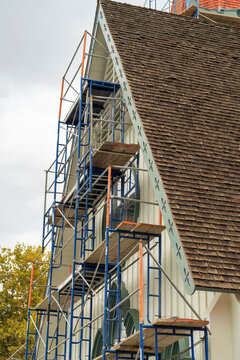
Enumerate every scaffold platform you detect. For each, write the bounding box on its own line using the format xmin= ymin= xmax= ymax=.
xmin=94 ymin=318 xmax=209 ymax=360
xmin=89 ymin=142 xmax=140 ymax=169
xmin=35 ymin=221 xmax=164 ymax=311
xmin=85 ymin=221 xmax=165 ymax=265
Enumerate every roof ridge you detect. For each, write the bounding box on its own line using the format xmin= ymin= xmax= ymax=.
xmin=100 ymin=0 xmax=240 ymax=32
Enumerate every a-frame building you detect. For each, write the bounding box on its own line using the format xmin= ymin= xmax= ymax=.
xmin=24 ymin=1 xmax=240 ymax=360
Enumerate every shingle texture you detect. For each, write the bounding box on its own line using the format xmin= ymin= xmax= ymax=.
xmin=101 ymin=0 xmax=240 ymax=292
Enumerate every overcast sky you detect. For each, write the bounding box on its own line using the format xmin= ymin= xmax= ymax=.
xmin=0 ymin=0 xmax=165 ymax=249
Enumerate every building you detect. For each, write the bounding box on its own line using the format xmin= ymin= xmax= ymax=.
xmin=24 ymin=1 xmax=240 ymax=360
xmin=171 ymin=0 xmax=240 ymax=25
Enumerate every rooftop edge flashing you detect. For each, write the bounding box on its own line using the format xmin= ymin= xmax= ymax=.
xmin=196 ymin=285 xmax=240 ymax=294
xmin=97 ymin=1 xmax=196 ymax=295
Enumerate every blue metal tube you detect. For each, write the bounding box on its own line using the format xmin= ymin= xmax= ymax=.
xmin=110 ymin=176 xmax=114 ymax=230
xmin=121 ymin=101 xmax=124 ymax=143
xmin=25 ymin=309 xmax=31 ymax=360
xmin=147 ymin=236 xmax=150 ymax=323
xmin=83 ymin=191 xmax=89 ymax=260
xmin=33 ymin=311 xmax=38 ymax=360
xmin=154 ymin=327 xmax=158 ymax=360
xmin=204 ymin=328 xmax=209 ymax=360
xmin=91 ymin=211 xmax=96 ymax=252
xmin=142 ymin=323 xmax=206 ymax=332
xmin=102 ymin=227 xmax=110 ymax=360
xmin=89 ymin=147 xmax=93 ymax=192
xmin=136 ymin=153 xmax=139 ymax=198
xmin=55 ymin=294 xmax=60 ymax=360
xmin=120 ymin=176 xmax=124 ymax=224
xmin=107 ymin=270 xmax=113 ymax=347
xmin=79 ymin=148 xmax=90 ymax=169
xmin=112 ymin=85 xmax=116 ymax=143
xmin=63 ymin=124 xmax=68 ymax=183
xmin=139 ymin=322 xmax=144 ymax=360
xmin=190 ymin=330 xmax=195 ymax=360
xmin=106 ymin=227 xmax=161 ymax=239
xmin=79 ymin=264 xmax=86 ymax=359
xmin=196 ymin=0 xmax=199 ymax=17
xmin=64 ymin=314 xmax=68 ymax=360
xmin=117 ymin=231 xmax=121 ymax=343
xmin=158 ymin=235 xmax=162 ymax=318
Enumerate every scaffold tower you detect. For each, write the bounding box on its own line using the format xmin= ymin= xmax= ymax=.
xmin=24 ymin=29 xmax=209 ymax=360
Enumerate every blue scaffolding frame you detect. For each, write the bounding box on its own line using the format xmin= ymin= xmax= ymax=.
xmin=25 ymin=32 xmax=209 ymax=360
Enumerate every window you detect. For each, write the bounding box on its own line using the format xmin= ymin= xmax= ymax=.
xmin=161 ymin=338 xmax=191 ymax=360
xmin=91 ymin=282 xmax=139 ymax=359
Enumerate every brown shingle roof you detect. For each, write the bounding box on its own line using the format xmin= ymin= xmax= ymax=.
xmin=100 ymin=0 xmax=240 ymax=292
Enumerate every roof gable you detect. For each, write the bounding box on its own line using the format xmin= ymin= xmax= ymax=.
xmin=98 ymin=0 xmax=240 ymax=293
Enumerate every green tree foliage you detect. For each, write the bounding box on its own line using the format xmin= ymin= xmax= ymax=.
xmin=0 ymin=243 xmax=49 ymax=360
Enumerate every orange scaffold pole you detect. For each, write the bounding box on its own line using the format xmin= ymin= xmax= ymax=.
xmin=159 ymin=209 xmax=162 ymax=226
xmin=58 ymin=77 xmax=65 ymax=121
xmin=81 ymin=30 xmax=87 ymax=78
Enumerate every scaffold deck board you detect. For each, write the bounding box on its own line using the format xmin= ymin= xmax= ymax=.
xmin=180 ymin=4 xmax=196 ymax=16
xmin=85 ymin=221 xmax=165 ymax=265
xmin=93 ymin=318 xmax=209 ymax=359
xmin=151 ymin=318 xmax=208 ymax=328
xmin=132 ymin=223 xmax=165 ymax=235
xmin=92 ymin=142 xmax=140 ymax=169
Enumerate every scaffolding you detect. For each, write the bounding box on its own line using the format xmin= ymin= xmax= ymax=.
xmin=161 ymin=0 xmax=199 ymax=17
xmin=24 ymin=30 xmax=209 ymax=360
